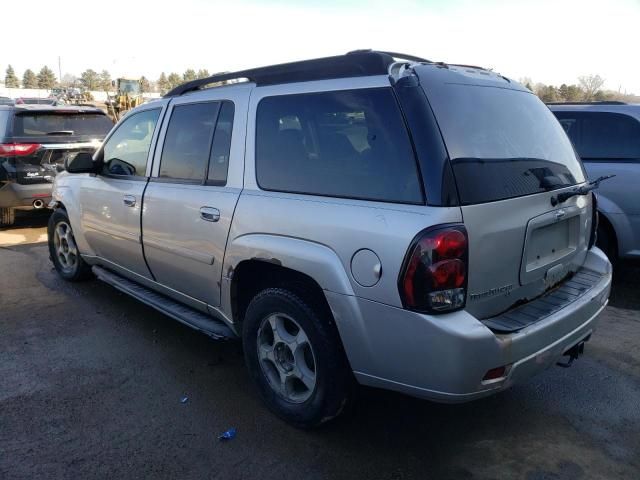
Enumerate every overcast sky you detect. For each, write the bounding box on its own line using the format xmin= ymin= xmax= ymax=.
xmin=2 ymin=0 xmax=639 ymax=93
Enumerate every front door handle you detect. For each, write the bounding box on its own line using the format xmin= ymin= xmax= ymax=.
xmin=123 ymin=195 xmax=136 ymax=207
xmin=200 ymin=206 xmax=220 ymax=222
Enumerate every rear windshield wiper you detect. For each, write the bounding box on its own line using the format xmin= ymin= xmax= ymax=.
xmin=551 ymin=175 xmax=615 ymax=206
xmin=46 ymin=130 xmax=74 ymax=136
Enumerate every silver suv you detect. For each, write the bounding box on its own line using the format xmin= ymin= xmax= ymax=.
xmin=48 ymin=51 xmax=612 ymax=427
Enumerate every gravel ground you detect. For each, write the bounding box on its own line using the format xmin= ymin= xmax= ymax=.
xmin=1 ymin=213 xmax=639 ymax=480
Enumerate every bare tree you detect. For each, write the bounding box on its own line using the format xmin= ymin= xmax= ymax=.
xmin=578 ymin=74 xmax=605 ymax=101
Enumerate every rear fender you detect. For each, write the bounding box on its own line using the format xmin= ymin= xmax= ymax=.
xmin=596 ymin=194 xmax=633 ymax=256
xmin=221 ymin=234 xmax=355 ymax=320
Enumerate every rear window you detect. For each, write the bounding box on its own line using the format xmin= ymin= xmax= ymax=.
xmin=426 ymin=85 xmax=586 ymax=205
xmin=256 ymin=88 xmax=422 ymax=204
xmin=13 ymin=112 xmax=113 ymax=137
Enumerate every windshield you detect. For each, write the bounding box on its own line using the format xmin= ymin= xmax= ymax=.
xmin=120 ymin=80 xmax=141 ymax=95
xmin=14 ymin=113 xmax=113 ymax=137
xmin=426 ymin=84 xmax=586 ymax=204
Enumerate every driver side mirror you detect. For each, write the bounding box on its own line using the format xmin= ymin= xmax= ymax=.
xmin=65 ymin=152 xmax=97 ymax=174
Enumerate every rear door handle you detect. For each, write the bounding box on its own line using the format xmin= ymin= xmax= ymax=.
xmin=200 ymin=206 xmax=220 ymax=222
xmin=123 ymin=195 xmax=136 ymax=207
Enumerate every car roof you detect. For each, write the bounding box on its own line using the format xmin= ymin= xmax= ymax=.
xmin=547 ymin=102 xmax=640 ymax=119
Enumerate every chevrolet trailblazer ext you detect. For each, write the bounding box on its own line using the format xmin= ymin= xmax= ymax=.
xmin=48 ymin=51 xmax=612 ymax=427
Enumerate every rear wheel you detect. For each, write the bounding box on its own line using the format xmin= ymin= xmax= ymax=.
xmin=243 ymin=288 xmax=355 ymax=428
xmin=48 ymin=209 xmax=92 ymax=281
xmin=0 ymin=207 xmax=15 ymax=227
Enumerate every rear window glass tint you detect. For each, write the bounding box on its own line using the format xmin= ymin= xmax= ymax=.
xmin=160 ymin=102 xmax=220 ymax=181
xmin=580 ymin=112 xmax=640 ymax=159
xmin=13 ymin=113 xmax=113 ymax=137
xmin=256 ymin=88 xmax=422 ymax=204
xmin=423 ymin=83 xmax=586 ymax=204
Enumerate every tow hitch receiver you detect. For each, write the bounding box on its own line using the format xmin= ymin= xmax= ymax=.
xmin=556 ymin=335 xmax=590 ymax=368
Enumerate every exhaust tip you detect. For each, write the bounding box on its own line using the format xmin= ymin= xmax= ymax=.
xmin=33 ymin=199 xmax=45 ymax=209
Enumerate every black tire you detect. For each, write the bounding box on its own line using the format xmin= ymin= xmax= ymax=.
xmin=48 ymin=209 xmax=92 ymax=281
xmin=243 ymin=288 xmax=355 ymax=428
xmin=596 ymin=221 xmax=617 ymax=262
xmin=0 ymin=207 xmax=15 ymax=227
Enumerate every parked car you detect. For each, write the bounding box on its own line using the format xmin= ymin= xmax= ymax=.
xmin=549 ymin=102 xmax=640 ymax=260
xmin=0 ymin=104 xmax=113 ymax=226
xmin=0 ymin=97 xmax=14 ymax=106
xmin=48 ymin=51 xmax=612 ymax=427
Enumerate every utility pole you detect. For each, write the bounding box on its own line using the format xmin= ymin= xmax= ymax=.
xmin=58 ymin=56 xmax=62 ymax=85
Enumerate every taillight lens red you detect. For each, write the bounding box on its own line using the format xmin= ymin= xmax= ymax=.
xmin=0 ymin=143 xmax=41 ymax=156
xmin=399 ymin=225 xmax=469 ymax=313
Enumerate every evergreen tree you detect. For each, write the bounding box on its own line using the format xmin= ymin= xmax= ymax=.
xmin=22 ymin=69 xmax=38 ymax=88
xmin=140 ymin=76 xmax=151 ymax=93
xmin=99 ymin=70 xmax=112 ymax=91
xmin=37 ymin=66 xmax=57 ymax=89
xmin=80 ymin=69 xmax=100 ymax=90
xmin=183 ymin=69 xmax=197 ymax=82
xmin=167 ymin=72 xmax=182 ymax=90
xmin=157 ymin=72 xmax=170 ymax=94
xmin=5 ymin=65 xmax=20 ymax=88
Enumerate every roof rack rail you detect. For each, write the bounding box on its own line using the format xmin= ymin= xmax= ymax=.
xmin=546 ymin=101 xmax=627 ymax=105
xmin=164 ymin=50 xmax=429 ymax=98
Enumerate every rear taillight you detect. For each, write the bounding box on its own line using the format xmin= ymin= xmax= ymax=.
xmin=0 ymin=143 xmax=41 ymax=156
xmin=588 ymin=192 xmax=598 ymax=249
xmin=399 ymin=225 xmax=469 ymax=313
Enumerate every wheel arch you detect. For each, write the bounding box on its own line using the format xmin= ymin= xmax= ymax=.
xmin=49 ymin=183 xmax=93 ymax=256
xmin=222 ymin=234 xmax=356 ymax=326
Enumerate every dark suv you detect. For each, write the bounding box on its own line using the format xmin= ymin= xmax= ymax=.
xmin=0 ymin=104 xmax=113 ymax=226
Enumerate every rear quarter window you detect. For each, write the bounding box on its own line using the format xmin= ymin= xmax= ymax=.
xmin=581 ymin=112 xmax=640 ymax=159
xmin=255 ymin=88 xmax=423 ymax=204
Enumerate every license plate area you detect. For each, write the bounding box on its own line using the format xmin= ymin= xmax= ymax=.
xmin=520 ymin=206 xmax=583 ymax=285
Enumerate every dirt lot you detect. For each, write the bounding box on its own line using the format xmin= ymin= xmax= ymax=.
xmin=1 ymin=212 xmax=639 ymax=480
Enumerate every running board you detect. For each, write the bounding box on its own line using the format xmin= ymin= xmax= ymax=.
xmin=92 ymin=266 xmax=236 ymax=340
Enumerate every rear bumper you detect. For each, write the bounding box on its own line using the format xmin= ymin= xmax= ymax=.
xmin=0 ymin=182 xmax=52 ymax=209
xmin=328 ymin=248 xmax=612 ymax=402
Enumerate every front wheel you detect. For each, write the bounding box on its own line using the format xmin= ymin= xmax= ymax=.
xmin=243 ymin=288 xmax=355 ymax=428
xmin=48 ymin=209 xmax=92 ymax=281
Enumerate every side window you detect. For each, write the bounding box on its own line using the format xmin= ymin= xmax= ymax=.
xmin=207 ymin=101 xmax=234 ymax=186
xmin=0 ymin=110 xmax=10 ymax=136
xmin=159 ymin=102 xmax=220 ymax=181
xmin=102 ymin=109 xmax=161 ymax=177
xmin=255 ymin=88 xmax=422 ymax=204
xmin=580 ymin=112 xmax=640 ymax=159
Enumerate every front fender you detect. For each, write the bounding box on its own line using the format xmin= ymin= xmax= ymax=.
xmin=50 ymin=175 xmax=94 ymax=256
